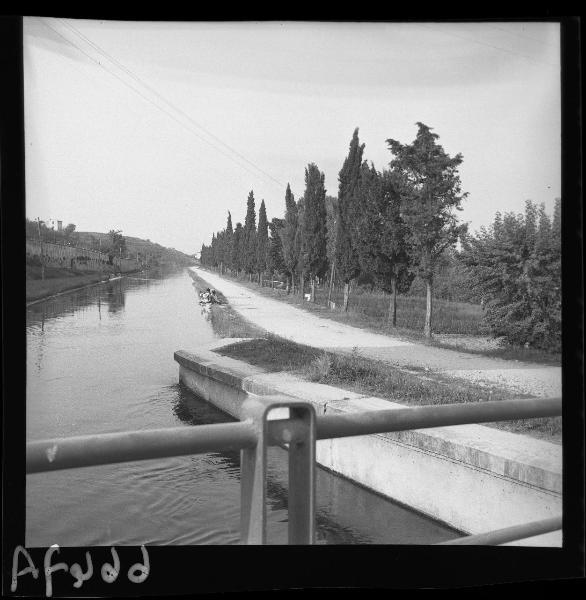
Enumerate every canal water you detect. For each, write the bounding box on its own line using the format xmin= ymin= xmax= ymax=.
xmin=26 ymin=269 xmax=459 ymax=546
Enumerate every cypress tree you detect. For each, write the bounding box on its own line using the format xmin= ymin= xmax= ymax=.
xmin=232 ymin=222 xmax=244 ymax=275
xmin=387 ymin=122 xmax=467 ymax=337
xmin=280 ymin=183 xmax=299 ymax=293
xmin=335 ymin=128 xmax=365 ymax=311
xmin=325 ymin=195 xmax=338 ymax=305
xmin=267 ymin=217 xmax=286 ymax=285
xmin=301 ymin=163 xmax=328 ymax=301
xmin=215 ymin=231 xmax=223 ymax=272
xmin=224 ymin=212 xmax=234 ymax=273
xmin=243 ymin=191 xmax=257 ymax=278
xmin=295 ymin=195 xmax=306 ymax=295
xmin=256 ymin=200 xmax=269 ymax=285
xmin=210 ymin=232 xmax=217 ymax=268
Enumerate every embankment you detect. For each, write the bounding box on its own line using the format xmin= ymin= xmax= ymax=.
xmin=26 ymin=271 xmax=107 ymax=304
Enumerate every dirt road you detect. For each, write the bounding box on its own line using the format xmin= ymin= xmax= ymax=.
xmin=192 ymin=268 xmax=561 ymax=399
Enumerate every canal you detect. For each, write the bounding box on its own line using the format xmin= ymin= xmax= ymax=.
xmin=26 ymin=268 xmax=459 ymax=545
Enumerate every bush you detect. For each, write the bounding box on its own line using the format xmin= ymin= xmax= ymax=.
xmin=459 ymin=200 xmax=561 ymax=351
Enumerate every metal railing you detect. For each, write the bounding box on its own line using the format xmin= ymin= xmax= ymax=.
xmin=27 ymin=395 xmax=562 ymax=545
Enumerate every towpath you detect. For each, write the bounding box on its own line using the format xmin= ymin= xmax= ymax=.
xmin=191 ymin=267 xmax=561 ymax=399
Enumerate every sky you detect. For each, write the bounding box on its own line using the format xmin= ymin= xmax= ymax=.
xmin=23 ymin=19 xmax=561 ymax=255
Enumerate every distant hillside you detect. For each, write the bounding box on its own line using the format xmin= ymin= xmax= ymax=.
xmin=76 ymin=232 xmax=196 ymax=268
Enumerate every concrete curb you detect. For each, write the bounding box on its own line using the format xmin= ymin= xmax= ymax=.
xmin=175 ymin=339 xmax=562 ymax=546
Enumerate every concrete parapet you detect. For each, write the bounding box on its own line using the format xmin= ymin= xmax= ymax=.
xmin=174 ymin=340 xmax=562 ymax=546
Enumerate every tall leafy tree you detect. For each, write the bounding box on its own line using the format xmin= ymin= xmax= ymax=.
xmin=256 ymin=199 xmax=269 ymax=284
xmin=335 ymin=128 xmax=365 ymax=310
xmin=551 ymin=196 xmax=561 ymax=250
xmin=108 ymin=229 xmax=127 ymax=259
xmin=300 ymin=163 xmax=328 ymax=301
xmin=387 ymin=122 xmax=467 ymax=337
xmin=352 ymin=164 xmax=414 ymax=325
xmin=521 ymin=200 xmax=561 ymax=350
xmin=63 ymin=223 xmax=77 ymax=244
xmin=243 ymin=190 xmax=257 ymax=278
xmin=279 ymin=183 xmax=299 ymax=293
xmin=459 ymin=199 xmax=560 ymax=350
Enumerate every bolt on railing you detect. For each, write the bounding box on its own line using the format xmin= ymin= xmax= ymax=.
xmin=26 ymin=395 xmax=562 ymax=545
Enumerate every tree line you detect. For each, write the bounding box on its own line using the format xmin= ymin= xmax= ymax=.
xmin=200 ymin=123 xmax=561 ymax=350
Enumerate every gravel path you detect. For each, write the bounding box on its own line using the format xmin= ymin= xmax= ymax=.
xmin=192 ymin=268 xmax=561 ymax=399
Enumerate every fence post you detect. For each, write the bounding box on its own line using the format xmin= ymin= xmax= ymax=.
xmin=239 ymin=398 xmax=317 ymax=544
xmin=287 ymin=404 xmax=316 ymax=544
xmin=239 ymin=400 xmax=269 ymax=544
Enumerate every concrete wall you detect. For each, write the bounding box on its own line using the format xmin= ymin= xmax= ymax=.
xmin=174 ymin=341 xmax=563 ymax=547
xmin=26 ymin=239 xmax=140 ymax=273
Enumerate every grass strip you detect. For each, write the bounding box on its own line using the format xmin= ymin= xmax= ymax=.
xmin=216 ymin=335 xmax=562 ymax=444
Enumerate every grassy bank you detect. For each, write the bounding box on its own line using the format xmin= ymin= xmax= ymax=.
xmin=215 ymin=335 xmax=562 ymax=444
xmin=199 ymin=267 xmax=561 ymax=365
xmin=26 ymin=266 xmax=108 ymax=303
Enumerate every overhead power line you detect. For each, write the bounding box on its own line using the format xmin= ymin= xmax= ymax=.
xmin=39 ymin=18 xmax=286 ymax=191
xmin=416 ymin=23 xmax=559 ymax=68
xmin=57 ymin=18 xmax=285 ymax=189
xmin=484 ymin=23 xmax=550 ymax=45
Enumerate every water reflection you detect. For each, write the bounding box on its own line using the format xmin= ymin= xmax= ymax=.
xmin=27 ymin=273 xmax=180 ymax=340
xmin=106 ymin=282 xmax=123 ymax=313
xmin=28 ymin=278 xmax=133 ymax=327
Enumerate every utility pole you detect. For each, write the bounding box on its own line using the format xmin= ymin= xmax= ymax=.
xmin=37 ymin=217 xmax=45 ymax=281
xmin=99 ymin=237 xmax=103 ymax=279
xmin=327 ymin=260 xmax=336 ymax=307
